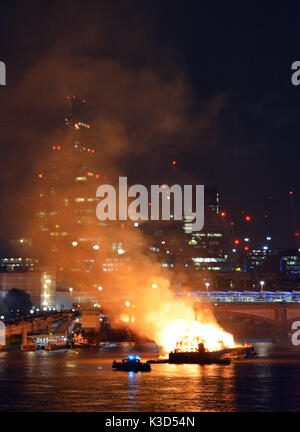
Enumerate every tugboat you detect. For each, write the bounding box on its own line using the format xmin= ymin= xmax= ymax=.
xmin=112 ymin=355 xmax=151 ymax=372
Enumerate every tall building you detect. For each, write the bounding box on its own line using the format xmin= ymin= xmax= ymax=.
xmin=32 ymin=96 xmax=138 ymax=300
xmin=34 ymin=96 xmax=103 ymax=292
xmin=181 ymin=187 xmax=230 ymax=271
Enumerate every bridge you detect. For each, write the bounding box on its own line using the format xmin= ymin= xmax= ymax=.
xmin=1 ymin=313 xmax=74 ymax=348
xmin=193 ymin=294 xmax=300 ymax=341
xmin=190 ymin=290 xmax=300 ymax=303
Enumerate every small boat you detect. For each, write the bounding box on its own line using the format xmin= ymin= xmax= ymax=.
xmin=112 ymin=356 xmax=151 ymax=372
xmin=45 ymin=337 xmax=69 ymax=351
xmin=72 ymin=334 xmax=90 ymax=348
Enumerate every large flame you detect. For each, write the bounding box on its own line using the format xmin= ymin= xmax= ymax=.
xmin=159 ymin=319 xmax=236 ymax=353
xmin=110 ymin=277 xmax=239 ymax=354
xmin=141 ymin=293 xmax=238 ymax=353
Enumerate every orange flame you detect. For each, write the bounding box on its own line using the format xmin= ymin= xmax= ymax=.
xmin=158 ymin=319 xmax=236 ymax=353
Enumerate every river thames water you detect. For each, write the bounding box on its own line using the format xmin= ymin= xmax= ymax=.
xmin=1 ymin=343 xmax=300 ymax=412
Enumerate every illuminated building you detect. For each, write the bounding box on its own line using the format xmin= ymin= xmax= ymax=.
xmin=243 ymin=249 xmax=273 ymax=272
xmin=0 ymin=266 xmax=56 ymax=309
xmin=181 ymin=187 xmax=230 ymax=271
xmin=0 ymin=257 xmax=38 ymax=272
xmin=279 ymin=249 xmax=300 ymax=279
xmin=30 ymin=96 xmax=135 ymax=299
xmin=34 ymin=96 xmax=102 ymax=290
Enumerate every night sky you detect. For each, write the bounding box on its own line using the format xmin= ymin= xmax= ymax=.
xmin=1 ymin=1 xmax=300 ymax=251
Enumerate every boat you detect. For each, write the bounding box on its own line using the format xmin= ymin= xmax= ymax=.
xmin=168 ymin=342 xmax=231 ymax=365
xmin=45 ymin=336 xmax=69 ymax=351
xmin=112 ymin=356 xmax=151 ymax=372
xmin=72 ymin=334 xmax=90 ymax=348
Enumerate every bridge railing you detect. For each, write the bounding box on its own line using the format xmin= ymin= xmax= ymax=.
xmin=190 ymin=291 xmax=300 ymax=303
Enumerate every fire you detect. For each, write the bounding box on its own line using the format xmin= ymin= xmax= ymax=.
xmin=158 ymin=319 xmax=236 ymax=353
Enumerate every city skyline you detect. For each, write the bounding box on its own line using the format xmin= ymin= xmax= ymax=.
xmin=1 ymin=0 xmax=300 ymax=416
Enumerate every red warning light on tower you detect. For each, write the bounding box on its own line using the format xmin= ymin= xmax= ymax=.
xmin=220 ymin=211 xmax=226 ymax=217
xmin=290 ymin=190 xmax=294 ymax=196
xmin=172 ymin=161 xmax=177 ymax=166
xmin=234 ymin=239 xmax=240 ymax=245
xmin=245 ymin=215 xmax=251 ymax=222
xmin=244 ymin=246 xmax=249 ymax=251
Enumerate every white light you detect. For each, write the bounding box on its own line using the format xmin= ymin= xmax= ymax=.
xmin=45 ymin=279 xmax=51 ymax=284
xmin=263 ymin=246 xmax=268 ymax=250
xmin=232 ymin=249 xmax=237 ymax=253
xmin=69 ymin=287 xmax=73 ymax=292
xmin=97 ymin=286 xmax=103 ymax=291
xmin=152 ymin=283 xmax=157 ymax=289
xmin=244 ymin=238 xmax=249 ymax=242
xmin=93 ymin=244 xmax=100 ymax=250
xmin=266 ymin=236 xmax=272 ymax=241
xmin=30 ymin=310 xmax=34 ymax=314
xmin=134 ymin=222 xmax=139 ymax=227
xmin=0 ymin=315 xmax=4 ymax=320
xmin=125 ymin=301 xmax=131 ymax=307
xmin=72 ymin=241 xmax=78 ymax=247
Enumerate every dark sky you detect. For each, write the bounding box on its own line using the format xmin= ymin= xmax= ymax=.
xmin=1 ymin=0 xmax=300 ymax=251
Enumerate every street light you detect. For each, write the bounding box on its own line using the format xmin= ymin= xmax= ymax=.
xmin=205 ymin=282 xmax=210 ymax=292
xmin=260 ymin=280 xmax=265 ymax=292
